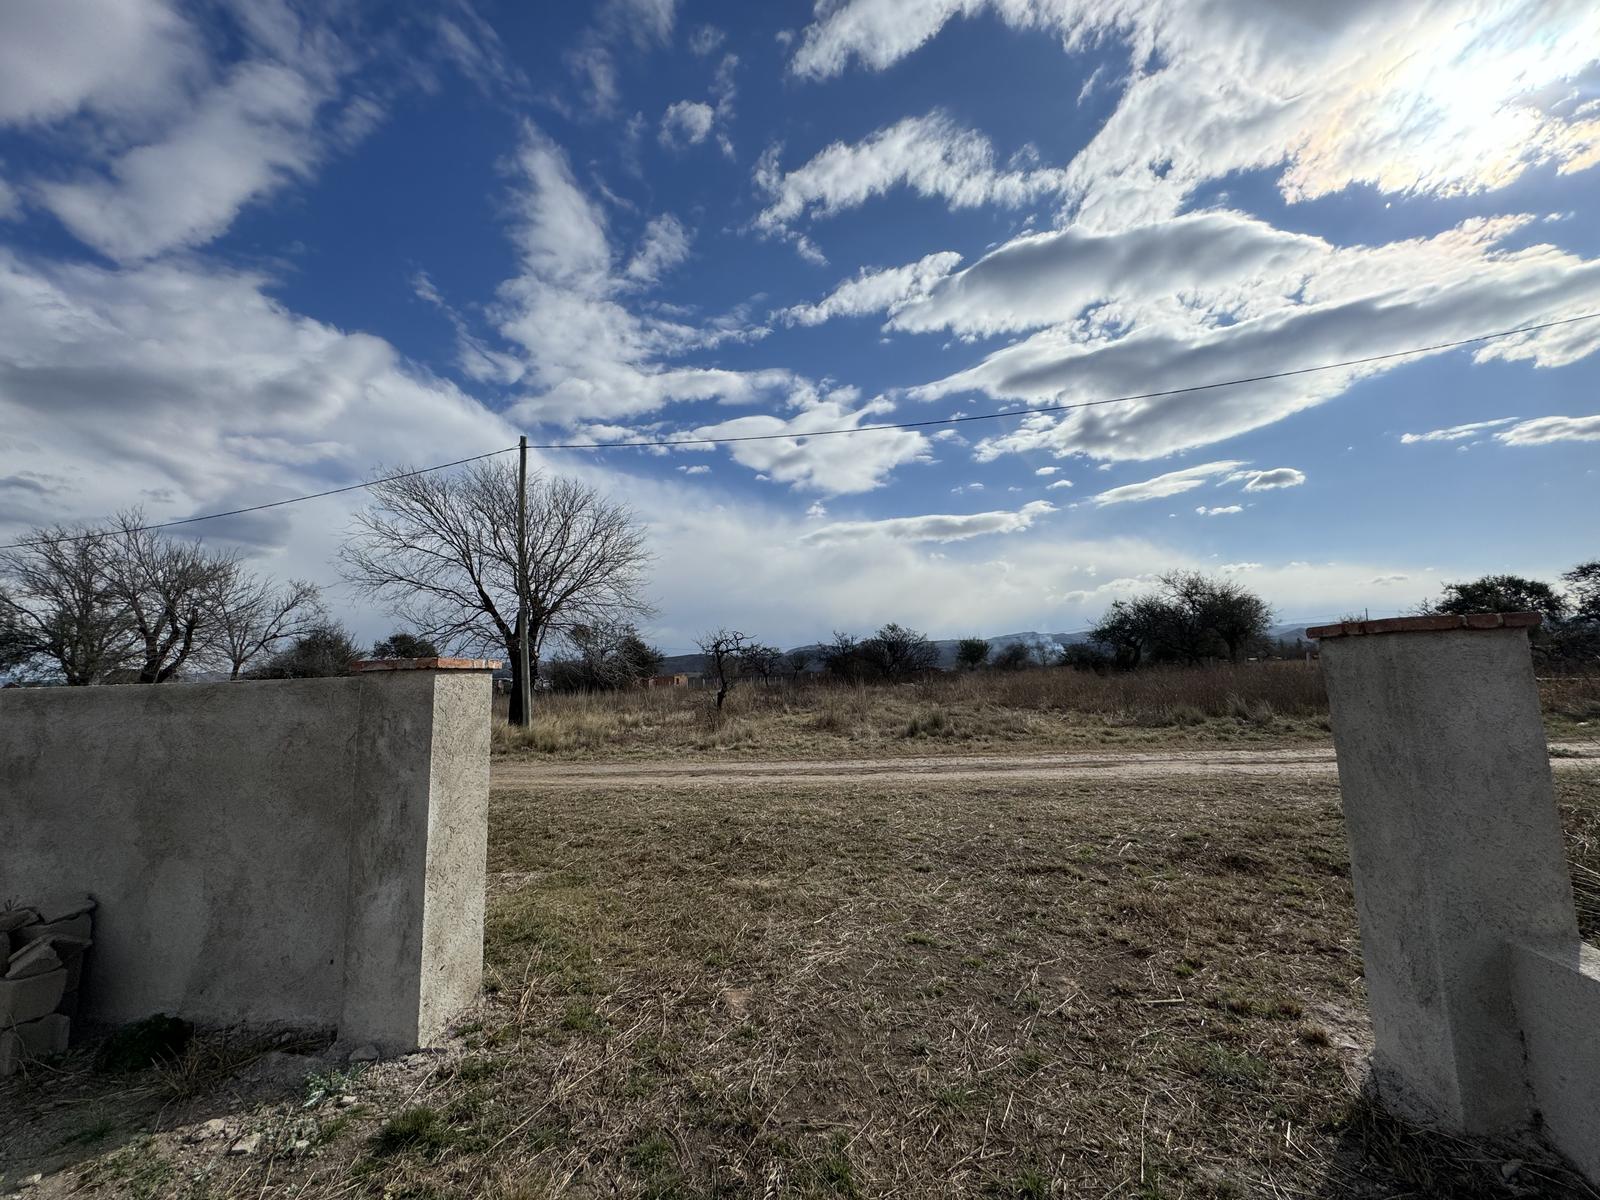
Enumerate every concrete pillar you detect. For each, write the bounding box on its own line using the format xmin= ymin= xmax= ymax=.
xmin=340 ymin=658 xmax=495 ymax=1053
xmin=1310 ymin=613 xmax=1576 ymax=1135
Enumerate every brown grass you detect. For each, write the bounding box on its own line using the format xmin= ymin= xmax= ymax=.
xmin=492 ymin=663 xmax=1600 ymax=762
xmin=494 ymin=662 xmax=1335 ymax=761
xmin=12 ymin=767 xmax=1600 ymax=1198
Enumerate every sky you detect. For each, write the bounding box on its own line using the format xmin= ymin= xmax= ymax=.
xmin=1 ymin=0 xmax=1598 ymax=653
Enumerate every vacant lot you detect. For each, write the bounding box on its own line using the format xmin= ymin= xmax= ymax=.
xmin=493 ymin=664 xmax=1600 ymax=761
xmin=7 ymin=761 xmax=1600 ymax=1198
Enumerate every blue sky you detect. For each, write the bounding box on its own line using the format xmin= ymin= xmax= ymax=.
xmin=1 ymin=0 xmax=1598 ymax=652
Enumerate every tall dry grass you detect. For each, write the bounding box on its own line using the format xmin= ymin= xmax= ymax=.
xmin=492 ymin=661 xmax=1336 ymax=759
xmin=491 ymin=661 xmax=1600 ymax=760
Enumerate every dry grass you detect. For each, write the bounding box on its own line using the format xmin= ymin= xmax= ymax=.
xmin=492 ymin=664 xmax=1600 ymax=762
xmin=12 ymin=768 xmax=1600 ymax=1198
xmin=494 ymin=663 xmax=1336 ymax=761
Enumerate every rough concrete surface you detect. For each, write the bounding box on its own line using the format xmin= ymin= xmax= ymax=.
xmin=1512 ymin=940 xmax=1600 ymax=1183
xmin=1321 ymin=626 xmax=1576 ymax=1135
xmin=0 ymin=668 xmax=493 ymax=1052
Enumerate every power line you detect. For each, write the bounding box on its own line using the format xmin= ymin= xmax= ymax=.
xmin=1 ymin=448 xmax=516 ymax=550
xmin=4 ymin=309 xmax=1597 ymax=551
xmin=531 ymin=310 xmax=1600 ymax=451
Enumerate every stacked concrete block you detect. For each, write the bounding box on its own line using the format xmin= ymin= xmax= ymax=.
xmin=1 ymin=895 xmax=94 ymax=1076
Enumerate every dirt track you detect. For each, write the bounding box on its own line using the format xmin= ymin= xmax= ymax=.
xmin=493 ymin=744 xmax=1600 ymax=790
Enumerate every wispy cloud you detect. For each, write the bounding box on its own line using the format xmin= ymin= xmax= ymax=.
xmin=801 ymin=500 xmax=1054 ymax=546
xmin=1404 ymin=414 xmax=1600 ymax=446
xmin=755 ymin=111 xmax=1066 ymax=231
xmin=1494 ymin=414 xmax=1600 ymax=445
xmin=1401 ymin=417 xmax=1519 ymax=443
xmin=1093 ymin=461 xmax=1246 ymax=506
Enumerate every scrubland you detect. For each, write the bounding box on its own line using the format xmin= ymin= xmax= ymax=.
xmin=493 ymin=662 xmax=1600 ymax=760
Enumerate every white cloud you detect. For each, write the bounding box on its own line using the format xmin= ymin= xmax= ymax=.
xmin=0 ymin=246 xmax=512 ymax=552
xmin=686 ymin=393 xmax=931 ymax=495
xmin=678 ymin=464 xmax=710 ymax=475
xmin=1092 ymin=461 xmax=1246 ymax=506
xmin=37 ymin=60 xmax=336 ymax=262
xmin=805 ymin=500 xmax=828 ymax=519
xmin=778 ymin=251 xmax=962 ymax=326
xmin=790 ymin=1 xmax=1600 ymax=228
xmin=802 ymin=500 xmax=1054 ymax=546
xmin=0 ymin=0 xmax=200 ymax=127
xmin=1402 ymin=417 xmax=1519 ymax=443
xmin=1196 ymin=505 xmax=1243 ymax=516
xmin=659 ymin=99 xmax=714 ymax=147
xmin=1034 ymin=466 xmax=1058 ymax=476
xmin=489 ymin=123 xmax=799 ymax=428
xmin=1045 ymin=479 xmax=1073 ymax=490
xmin=625 ymin=213 xmax=692 ymax=284
xmin=889 ymin=210 xmax=1322 ymax=338
xmin=1404 ymin=413 xmax=1600 ymax=446
xmin=911 ymin=215 xmax=1600 ymax=464
xmin=565 ymin=0 xmax=678 ymax=114
xmin=755 ymin=111 xmax=1066 ymax=231
xmin=1234 ymin=467 xmax=1306 ymax=492
xmin=1495 ymin=414 xmax=1600 ymax=445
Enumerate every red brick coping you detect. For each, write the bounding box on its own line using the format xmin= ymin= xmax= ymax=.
xmin=350 ymin=657 xmax=504 ymax=672
xmin=1306 ymin=612 xmax=1542 ymax=640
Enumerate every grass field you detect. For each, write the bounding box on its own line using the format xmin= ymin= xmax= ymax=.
xmin=493 ymin=663 xmax=1600 ymax=761
xmin=8 ymin=765 xmax=1600 ymax=1198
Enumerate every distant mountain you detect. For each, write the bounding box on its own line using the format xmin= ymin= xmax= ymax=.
xmin=658 ymin=621 xmax=1324 ymax=675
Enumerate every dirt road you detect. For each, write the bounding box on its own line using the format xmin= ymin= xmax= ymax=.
xmin=493 ymin=744 xmax=1600 ymax=790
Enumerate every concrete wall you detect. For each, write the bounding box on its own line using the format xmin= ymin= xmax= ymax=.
xmin=0 ymin=665 xmax=493 ymax=1052
xmin=1313 ymin=613 xmax=1600 ymax=1184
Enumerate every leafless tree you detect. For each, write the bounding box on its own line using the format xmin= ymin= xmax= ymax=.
xmin=211 ymin=574 xmax=326 ymax=679
xmin=339 ymin=461 xmax=654 ymax=724
xmin=104 ymin=511 xmax=238 ymax=684
xmin=697 ymin=628 xmax=751 ymax=710
xmin=0 ymin=525 xmax=135 ymax=684
xmin=738 ymin=642 xmax=783 ymax=685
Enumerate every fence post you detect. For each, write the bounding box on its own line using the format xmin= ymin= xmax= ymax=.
xmin=1309 ymin=613 xmax=1577 ymax=1139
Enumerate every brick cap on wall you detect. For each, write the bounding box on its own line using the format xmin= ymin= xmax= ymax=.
xmin=350 ymin=657 xmax=504 ymax=672
xmin=1306 ymin=612 xmax=1542 ymax=640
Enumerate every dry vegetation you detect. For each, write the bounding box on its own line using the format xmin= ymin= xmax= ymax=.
xmin=8 ymin=768 xmax=1600 ymax=1199
xmin=492 ymin=663 xmax=1600 ymax=761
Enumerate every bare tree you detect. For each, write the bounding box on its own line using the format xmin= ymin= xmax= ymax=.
xmin=785 ymin=647 xmax=813 ymax=680
xmin=340 ymin=461 xmax=654 ymax=724
xmin=738 ymin=642 xmax=783 ymax=685
xmin=698 ymin=628 xmax=751 ymax=709
xmin=0 ymin=525 xmax=135 ymax=684
xmin=212 ymin=574 xmax=325 ymax=680
xmin=104 ymin=511 xmax=237 ymax=684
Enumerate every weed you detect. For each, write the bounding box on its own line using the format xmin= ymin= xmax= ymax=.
xmin=303 ymin=1063 xmax=365 ymax=1108
xmin=371 ymin=1106 xmax=456 ymax=1159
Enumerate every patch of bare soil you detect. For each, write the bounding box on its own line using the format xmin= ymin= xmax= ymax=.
xmin=491 ymin=745 xmax=1600 ymax=791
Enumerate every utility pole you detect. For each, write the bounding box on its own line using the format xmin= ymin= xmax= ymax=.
xmin=514 ymin=435 xmax=532 ymax=727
